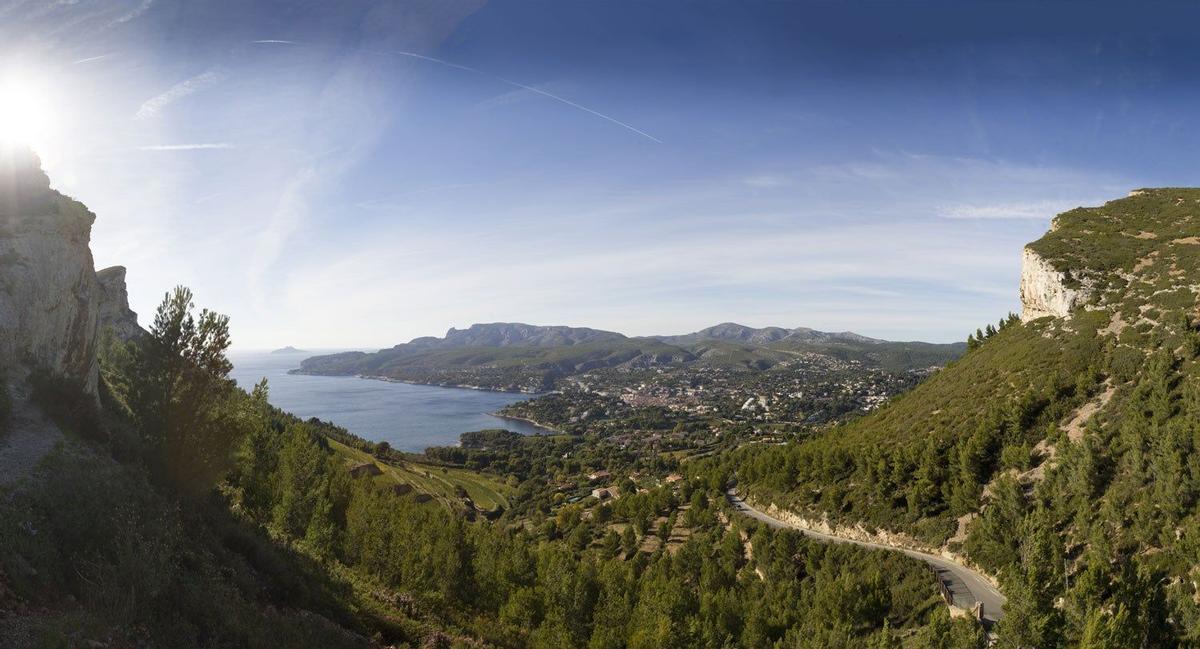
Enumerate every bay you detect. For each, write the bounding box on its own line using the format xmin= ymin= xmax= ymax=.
xmin=228 ymin=350 xmax=553 ymax=452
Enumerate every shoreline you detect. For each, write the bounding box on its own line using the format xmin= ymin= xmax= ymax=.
xmin=290 ymin=369 xmax=548 ymax=396
xmin=487 ymin=412 xmax=564 ymax=435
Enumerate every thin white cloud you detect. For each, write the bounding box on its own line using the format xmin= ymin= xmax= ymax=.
xmin=744 ymin=175 xmax=790 ymax=188
xmin=383 ymin=49 xmax=663 ymax=144
xmin=73 ymin=53 xmax=115 ymax=65
xmin=937 ymin=199 xmax=1090 ymax=220
xmin=252 ymin=40 xmax=296 ymax=45
xmin=108 ymin=0 xmax=154 ymax=27
xmin=138 ymin=143 xmax=236 ymax=151
xmin=135 ymin=70 xmax=226 ymax=120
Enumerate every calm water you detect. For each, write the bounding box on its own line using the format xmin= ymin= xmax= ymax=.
xmin=228 ymin=350 xmax=552 ymax=452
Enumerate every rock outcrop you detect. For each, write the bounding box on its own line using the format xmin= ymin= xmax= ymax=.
xmin=1018 ymin=247 xmax=1094 ymax=322
xmin=0 ymin=147 xmax=101 ymax=396
xmin=97 ymin=265 xmax=146 ymax=342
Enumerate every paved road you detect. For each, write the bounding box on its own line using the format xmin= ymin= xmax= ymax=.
xmin=726 ymin=489 xmax=1005 ymax=625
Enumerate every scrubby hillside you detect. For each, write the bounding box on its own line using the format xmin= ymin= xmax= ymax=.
xmin=734 ymin=189 xmax=1200 ymax=646
xmin=297 ymin=322 xmax=963 ymax=392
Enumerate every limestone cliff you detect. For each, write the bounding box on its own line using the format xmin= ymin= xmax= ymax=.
xmin=1018 ymin=246 xmax=1094 ymax=322
xmin=0 ymin=147 xmax=101 ymax=396
xmin=97 ymin=265 xmax=146 ymax=342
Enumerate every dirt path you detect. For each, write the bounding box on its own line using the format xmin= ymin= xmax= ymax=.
xmin=0 ymin=389 xmax=62 ymax=488
xmin=727 ymin=489 xmax=1005 ymax=625
xmin=1062 ymin=382 xmax=1116 ymax=442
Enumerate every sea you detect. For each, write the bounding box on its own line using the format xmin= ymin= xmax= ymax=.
xmin=227 ymin=350 xmax=553 ymax=452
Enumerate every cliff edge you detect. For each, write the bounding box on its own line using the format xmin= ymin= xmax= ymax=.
xmin=0 ymin=147 xmax=101 ymax=396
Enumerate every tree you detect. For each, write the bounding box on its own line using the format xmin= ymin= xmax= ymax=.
xmin=126 ymin=286 xmax=240 ymax=495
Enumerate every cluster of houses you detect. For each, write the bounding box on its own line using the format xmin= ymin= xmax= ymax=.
xmin=587 ymin=469 xmax=685 ymax=502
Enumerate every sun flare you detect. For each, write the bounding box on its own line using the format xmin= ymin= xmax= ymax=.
xmin=0 ymin=72 xmax=58 ymax=153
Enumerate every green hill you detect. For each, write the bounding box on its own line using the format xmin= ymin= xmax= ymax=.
xmin=734 ymin=189 xmax=1200 ymax=645
xmin=297 ymin=322 xmax=963 ymax=391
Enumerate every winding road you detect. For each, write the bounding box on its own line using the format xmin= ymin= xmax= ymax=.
xmin=726 ymin=489 xmax=1005 ymax=625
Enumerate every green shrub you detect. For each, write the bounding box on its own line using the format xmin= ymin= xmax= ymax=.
xmin=28 ymin=367 xmax=103 ymax=441
xmin=1106 ymin=345 xmax=1145 ymax=383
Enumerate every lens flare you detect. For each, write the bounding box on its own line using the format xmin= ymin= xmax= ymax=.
xmin=0 ymin=72 xmax=58 ymax=154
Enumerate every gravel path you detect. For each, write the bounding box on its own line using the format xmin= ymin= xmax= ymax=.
xmin=0 ymin=388 xmax=62 ymax=488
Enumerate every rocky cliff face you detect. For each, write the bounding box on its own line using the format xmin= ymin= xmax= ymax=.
xmin=1018 ymin=247 xmax=1094 ymax=322
xmin=0 ymin=147 xmax=101 ymax=396
xmin=97 ymin=266 xmax=146 ymax=342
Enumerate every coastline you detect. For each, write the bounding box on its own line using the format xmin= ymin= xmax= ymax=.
xmin=290 ymin=369 xmax=548 ymax=396
xmin=487 ymin=412 xmax=564 ymax=435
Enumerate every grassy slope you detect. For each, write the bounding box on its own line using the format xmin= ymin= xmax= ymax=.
xmin=327 ymin=438 xmax=512 ymax=511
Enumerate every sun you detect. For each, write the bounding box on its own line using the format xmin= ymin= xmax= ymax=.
xmin=0 ymin=72 xmax=58 ymax=153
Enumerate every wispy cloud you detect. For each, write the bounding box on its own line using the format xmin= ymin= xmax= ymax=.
xmin=138 ymin=143 xmax=235 ymax=151
xmin=73 ymin=53 xmax=115 ymax=65
xmin=252 ymin=40 xmax=296 ymax=45
xmin=108 ymin=0 xmax=154 ymax=28
xmin=135 ymin=70 xmax=226 ymax=120
xmin=743 ymin=175 xmax=790 ymax=188
xmin=937 ymin=199 xmax=1090 ymax=220
xmin=475 ymin=85 xmax=561 ymax=111
xmin=382 ymin=49 xmax=663 ymax=143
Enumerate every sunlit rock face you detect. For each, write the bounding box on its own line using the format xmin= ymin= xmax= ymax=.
xmin=1018 ymin=247 xmax=1093 ymax=322
xmin=97 ymin=265 xmax=146 ymax=343
xmin=0 ymin=146 xmax=100 ymax=396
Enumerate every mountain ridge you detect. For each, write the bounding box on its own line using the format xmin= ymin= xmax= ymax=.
xmin=296 ymin=320 xmax=965 ymax=392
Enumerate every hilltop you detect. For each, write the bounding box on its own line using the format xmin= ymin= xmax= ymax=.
xmin=297 ymin=321 xmax=964 ymax=392
xmin=732 ymin=188 xmax=1200 ymax=644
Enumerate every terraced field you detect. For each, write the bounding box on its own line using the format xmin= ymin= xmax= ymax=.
xmin=327 ymin=438 xmax=512 ymax=511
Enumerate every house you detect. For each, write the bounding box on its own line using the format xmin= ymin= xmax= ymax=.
xmin=591 ymin=486 xmax=619 ymax=500
xmin=348 ymin=462 xmax=382 ymax=478
xmin=665 ymin=474 xmax=684 ymax=484
xmin=587 ymin=470 xmax=611 ymax=483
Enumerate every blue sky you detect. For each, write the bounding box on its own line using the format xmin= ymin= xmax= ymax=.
xmin=1 ymin=0 xmax=1196 ymax=347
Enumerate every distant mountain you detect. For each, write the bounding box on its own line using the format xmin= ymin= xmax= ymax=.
xmin=655 ymin=322 xmax=882 ymax=346
xmin=408 ymin=323 xmax=626 ymax=349
xmin=271 ymin=346 xmax=307 ymax=354
xmin=297 ymin=322 xmax=965 ymax=392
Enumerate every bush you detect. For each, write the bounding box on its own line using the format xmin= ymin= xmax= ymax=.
xmin=1106 ymin=345 xmax=1145 ymax=383
xmin=28 ymin=367 xmax=103 ymax=441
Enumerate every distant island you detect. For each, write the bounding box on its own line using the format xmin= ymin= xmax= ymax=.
xmin=271 ymin=346 xmax=307 ymax=354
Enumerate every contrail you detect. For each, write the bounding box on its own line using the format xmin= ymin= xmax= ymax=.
xmin=73 ymin=54 xmax=114 ymax=65
xmin=139 ymin=143 xmax=236 ymax=151
xmin=247 ymin=41 xmax=661 ymax=143
xmin=384 ymin=49 xmax=662 ymax=144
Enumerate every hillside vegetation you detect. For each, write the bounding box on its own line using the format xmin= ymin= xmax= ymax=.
xmin=298 ymin=322 xmax=963 ymax=392
xmin=1 ymin=286 xmax=985 ymax=648
xmin=735 ymin=189 xmax=1200 ymax=646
